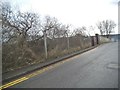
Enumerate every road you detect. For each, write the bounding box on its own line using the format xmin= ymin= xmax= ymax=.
xmin=10 ymin=42 xmax=118 ymax=88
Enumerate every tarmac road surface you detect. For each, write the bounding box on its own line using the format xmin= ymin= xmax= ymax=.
xmin=10 ymin=42 xmax=118 ymax=88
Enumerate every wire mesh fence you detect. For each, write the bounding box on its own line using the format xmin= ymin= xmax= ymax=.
xmin=2 ymin=34 xmax=93 ymax=73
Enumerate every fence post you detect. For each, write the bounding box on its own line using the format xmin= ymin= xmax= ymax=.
xmin=43 ymin=31 xmax=48 ymax=59
xmin=66 ymin=33 xmax=70 ymax=50
xmin=67 ymin=36 xmax=70 ymax=49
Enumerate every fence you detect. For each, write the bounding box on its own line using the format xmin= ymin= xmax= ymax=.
xmin=2 ymin=34 xmax=110 ymax=73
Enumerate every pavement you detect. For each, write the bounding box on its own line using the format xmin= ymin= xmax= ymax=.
xmin=8 ymin=42 xmax=118 ymax=88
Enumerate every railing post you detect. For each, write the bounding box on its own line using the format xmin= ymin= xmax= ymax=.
xmin=91 ymin=36 xmax=94 ymax=46
xmin=95 ymin=34 xmax=99 ymax=44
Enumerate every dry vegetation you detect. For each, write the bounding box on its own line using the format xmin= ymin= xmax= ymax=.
xmin=2 ymin=2 xmax=113 ymax=73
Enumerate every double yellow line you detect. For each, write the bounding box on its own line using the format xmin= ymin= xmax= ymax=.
xmin=0 ymin=77 xmax=28 ymax=89
xmin=0 ymin=55 xmax=80 ymax=89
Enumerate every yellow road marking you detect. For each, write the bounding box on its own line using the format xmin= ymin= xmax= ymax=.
xmin=0 ymin=54 xmax=81 ymax=89
xmin=0 ymin=77 xmax=28 ymax=89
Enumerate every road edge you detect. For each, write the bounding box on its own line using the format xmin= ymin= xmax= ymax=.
xmin=2 ymin=45 xmax=98 ymax=84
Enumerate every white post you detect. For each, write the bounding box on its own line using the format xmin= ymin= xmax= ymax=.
xmin=67 ymin=34 xmax=70 ymax=49
xmin=43 ymin=31 xmax=47 ymax=59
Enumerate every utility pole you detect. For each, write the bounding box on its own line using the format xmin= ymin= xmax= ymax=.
xmin=43 ymin=31 xmax=48 ymax=59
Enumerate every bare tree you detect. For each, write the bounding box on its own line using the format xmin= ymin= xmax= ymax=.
xmin=103 ymin=20 xmax=116 ymax=37
xmin=89 ymin=26 xmax=95 ymax=36
xmin=42 ymin=16 xmax=59 ymax=59
xmin=71 ymin=27 xmax=87 ymax=49
xmin=2 ymin=2 xmax=14 ymax=43
xmin=42 ymin=16 xmax=72 ymax=57
xmin=73 ymin=26 xmax=87 ymax=36
xmin=97 ymin=20 xmax=116 ymax=37
xmin=59 ymin=24 xmax=71 ymax=49
xmin=96 ymin=22 xmax=104 ymax=35
xmin=2 ymin=2 xmax=41 ymax=61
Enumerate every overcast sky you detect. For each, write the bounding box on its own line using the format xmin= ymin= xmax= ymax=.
xmin=6 ymin=0 xmax=119 ymax=35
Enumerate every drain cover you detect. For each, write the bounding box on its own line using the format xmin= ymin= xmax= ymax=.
xmin=107 ymin=63 xmax=119 ymax=69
